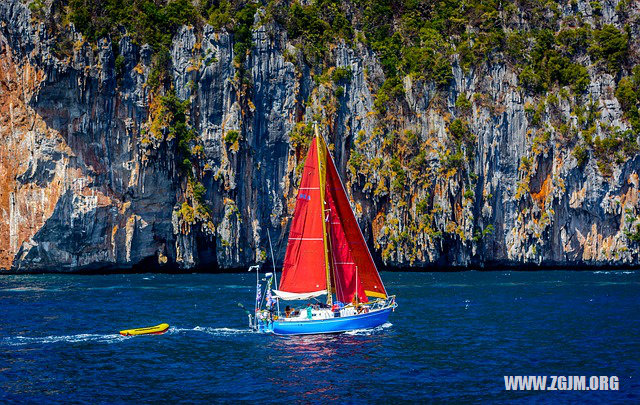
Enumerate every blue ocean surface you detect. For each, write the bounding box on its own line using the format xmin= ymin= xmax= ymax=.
xmin=0 ymin=271 xmax=638 ymax=403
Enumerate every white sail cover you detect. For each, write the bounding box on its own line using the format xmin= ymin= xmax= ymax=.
xmin=272 ymin=290 xmax=326 ymax=301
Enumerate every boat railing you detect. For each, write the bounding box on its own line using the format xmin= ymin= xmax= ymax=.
xmin=265 ymin=295 xmax=397 ymax=322
xmin=364 ymin=295 xmax=396 ymax=311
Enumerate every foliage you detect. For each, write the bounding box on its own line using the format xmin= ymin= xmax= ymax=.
xmin=205 ymin=0 xmax=232 ymax=30
xmin=518 ymin=28 xmax=591 ymax=94
xmin=151 ymin=90 xmax=197 ymax=172
xmin=275 ymin=0 xmax=352 ymax=64
xmin=449 ymin=118 xmax=476 ymax=150
xmin=229 ymin=2 xmax=259 ymax=65
xmin=147 ymin=48 xmax=171 ymax=90
xmin=114 ymin=54 xmax=125 ymax=79
xmin=67 ymin=0 xmax=198 ymax=89
xmin=224 ymin=130 xmax=240 ymax=144
xmin=28 ymin=0 xmax=46 ymax=19
xmin=331 ymin=67 xmax=352 ymax=83
xmin=389 ymin=158 xmax=406 ymax=193
xmin=625 ymin=211 xmax=640 ymax=243
xmin=68 ymin=0 xmax=197 ymax=50
xmin=455 ymin=93 xmax=472 ymax=114
xmin=573 ymin=143 xmax=589 ymax=167
xmin=224 ymin=129 xmax=241 ymax=151
xmin=289 ymin=122 xmax=314 ymax=149
xmin=177 ymin=201 xmax=195 ymax=223
xmin=374 ymin=77 xmax=404 ymax=114
xmin=592 ymin=130 xmax=639 ymax=176
xmin=588 ymin=24 xmax=629 ymax=74
xmin=361 ymin=3 xmax=455 ymax=84
xmin=615 ymin=66 xmax=640 ymax=132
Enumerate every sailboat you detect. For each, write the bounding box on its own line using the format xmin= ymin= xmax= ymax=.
xmin=248 ymin=124 xmax=397 ymax=335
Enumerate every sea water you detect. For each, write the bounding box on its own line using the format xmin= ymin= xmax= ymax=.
xmin=0 ymin=271 xmax=638 ymax=403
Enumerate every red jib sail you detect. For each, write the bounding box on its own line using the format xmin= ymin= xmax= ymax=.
xmin=324 ymin=139 xmax=387 ymax=303
xmin=278 ymin=138 xmax=327 ymax=296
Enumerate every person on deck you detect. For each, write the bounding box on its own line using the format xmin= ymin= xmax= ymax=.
xmin=285 ymin=305 xmax=291 ymax=318
xmin=306 ymin=303 xmax=313 ymax=319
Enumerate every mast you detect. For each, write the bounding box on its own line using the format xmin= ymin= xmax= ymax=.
xmin=355 ymin=265 xmax=359 ymax=304
xmin=315 ymin=123 xmax=333 ymax=306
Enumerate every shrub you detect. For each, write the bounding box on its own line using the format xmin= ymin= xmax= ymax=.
xmin=68 ymin=0 xmax=197 ymax=51
xmin=455 ymin=93 xmax=472 ymax=114
xmin=573 ymin=143 xmax=589 ymax=167
xmin=115 ymin=54 xmax=125 ymax=79
xmin=449 ymin=118 xmax=473 ymax=143
xmin=374 ymin=77 xmax=404 ymax=114
xmin=589 ymin=24 xmax=628 ymax=74
xmin=592 ymin=129 xmax=639 ymax=176
xmin=224 ymin=130 xmax=240 ymax=144
xmin=615 ymin=67 xmax=640 ymax=132
xmin=331 ymin=67 xmax=352 ymax=83
xmin=557 ymin=27 xmax=591 ymax=57
xmin=463 ymin=189 xmax=474 ymax=199
xmin=506 ymin=31 xmax=527 ymax=62
xmin=616 ymin=77 xmax=638 ymax=112
xmin=178 ymin=202 xmax=195 ymax=223
xmin=284 ymin=0 xmax=351 ymax=64
xmin=231 ymin=2 xmax=259 ymax=65
xmin=568 ymin=64 xmax=590 ymax=93
xmin=442 ymin=147 xmax=465 ymax=170
xmin=207 ymin=0 xmax=232 ymax=30
xmin=519 ymin=65 xmax=541 ymax=92
xmin=289 ymin=122 xmax=314 ymax=149
xmin=28 ymin=0 xmax=45 ymax=19
xmin=191 ymin=179 xmax=207 ymax=203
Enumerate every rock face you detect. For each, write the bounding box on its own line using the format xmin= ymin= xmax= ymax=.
xmin=1 ymin=0 xmax=639 ymax=272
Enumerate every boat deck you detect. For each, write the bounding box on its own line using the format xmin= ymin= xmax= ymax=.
xmin=280 ymin=306 xmax=361 ymax=322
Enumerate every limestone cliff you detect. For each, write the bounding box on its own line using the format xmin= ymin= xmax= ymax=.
xmin=1 ymin=0 xmax=639 ymax=272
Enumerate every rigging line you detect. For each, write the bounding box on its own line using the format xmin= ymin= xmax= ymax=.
xmin=269 ymin=223 xmax=287 ymax=270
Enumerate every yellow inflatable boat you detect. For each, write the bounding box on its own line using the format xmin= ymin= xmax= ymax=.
xmin=119 ymin=323 xmax=169 ymax=336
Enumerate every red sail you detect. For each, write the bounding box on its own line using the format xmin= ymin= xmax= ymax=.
xmin=325 ymin=144 xmax=387 ymax=303
xmin=278 ymin=138 xmax=327 ymax=294
xmin=326 ymin=190 xmax=367 ymax=303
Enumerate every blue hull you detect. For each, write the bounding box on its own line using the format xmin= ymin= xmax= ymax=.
xmin=270 ymin=307 xmax=393 ymax=335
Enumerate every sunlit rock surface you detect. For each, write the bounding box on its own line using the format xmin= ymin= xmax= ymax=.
xmin=1 ymin=0 xmax=639 ymax=272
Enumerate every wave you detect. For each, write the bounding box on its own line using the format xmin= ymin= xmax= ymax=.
xmin=344 ymin=322 xmax=393 ymax=336
xmin=1 ymin=333 xmax=127 ymax=346
xmin=168 ymin=326 xmax=253 ymax=336
xmin=593 ymin=270 xmax=636 ymax=274
xmin=1 ymin=287 xmax=53 ymax=292
xmin=1 ymin=326 xmax=254 ymax=346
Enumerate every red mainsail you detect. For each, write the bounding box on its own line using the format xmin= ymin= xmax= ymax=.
xmin=278 ymin=138 xmax=327 ymax=295
xmin=278 ymin=130 xmax=387 ymax=303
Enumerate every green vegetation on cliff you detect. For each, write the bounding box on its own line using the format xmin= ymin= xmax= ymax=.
xmin=56 ymin=1 xmax=636 ymax=106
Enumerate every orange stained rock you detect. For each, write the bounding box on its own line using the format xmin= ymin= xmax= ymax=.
xmin=0 ymin=51 xmax=58 ymax=269
xmin=372 ymin=211 xmax=385 ymax=239
xmin=531 ymin=174 xmax=552 ymax=209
